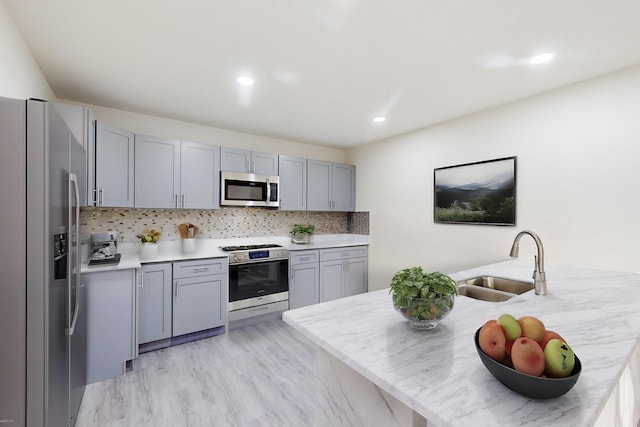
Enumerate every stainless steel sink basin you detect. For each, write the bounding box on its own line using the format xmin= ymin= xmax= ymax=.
xmin=457 ymin=276 xmax=534 ymax=302
xmin=458 ymin=285 xmax=513 ymax=302
xmin=460 ymin=276 xmax=534 ymax=295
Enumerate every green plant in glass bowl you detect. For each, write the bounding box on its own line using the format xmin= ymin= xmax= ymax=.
xmin=390 ymin=267 xmax=458 ymax=330
xmin=290 ymin=224 xmax=315 ymax=244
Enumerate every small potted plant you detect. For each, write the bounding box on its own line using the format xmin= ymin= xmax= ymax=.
xmin=390 ymin=267 xmax=458 ymax=330
xmin=290 ymin=224 xmax=316 ymax=244
xmin=138 ymin=229 xmax=161 ymax=258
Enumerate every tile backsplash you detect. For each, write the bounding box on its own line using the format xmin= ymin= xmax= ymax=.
xmin=81 ymin=207 xmax=369 ymax=243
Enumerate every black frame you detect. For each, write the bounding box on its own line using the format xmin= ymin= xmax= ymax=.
xmin=434 ymin=156 xmax=516 ymax=225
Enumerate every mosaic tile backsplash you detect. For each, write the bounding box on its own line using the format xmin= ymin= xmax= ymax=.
xmin=81 ymin=207 xmax=369 ymax=243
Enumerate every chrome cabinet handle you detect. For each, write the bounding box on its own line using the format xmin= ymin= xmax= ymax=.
xmin=174 ymin=280 xmax=179 ymax=298
xmin=181 ymin=194 xmax=185 ymax=208
xmin=192 ymin=267 xmax=209 ymax=272
xmin=175 ymin=194 xmax=178 ymax=208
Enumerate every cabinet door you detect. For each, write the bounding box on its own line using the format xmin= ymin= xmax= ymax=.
xmin=290 ymin=263 xmax=319 ymax=309
xmin=252 ymin=151 xmax=279 ymax=175
xmin=134 ymin=135 xmax=181 ymax=208
xmin=332 ymin=163 xmax=356 ymax=211
xmin=95 ymin=121 xmax=134 ymax=207
xmin=221 ymin=147 xmax=251 ymax=172
xmin=84 ymin=269 xmax=134 ymax=384
xmin=180 ymin=141 xmax=220 ymax=209
xmin=139 ymin=263 xmax=172 ymax=344
xmin=345 ymin=257 xmax=368 ymax=297
xmin=307 ymin=160 xmax=332 ymax=211
xmin=172 ymin=274 xmax=225 ymax=336
xmin=279 ymin=155 xmax=307 ymax=211
xmin=319 ymin=260 xmax=345 ymax=302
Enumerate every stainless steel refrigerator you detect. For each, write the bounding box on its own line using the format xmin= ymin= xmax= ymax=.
xmin=0 ymin=97 xmax=87 ymax=426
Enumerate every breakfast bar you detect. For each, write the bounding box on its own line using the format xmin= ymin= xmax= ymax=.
xmin=283 ymin=259 xmax=640 ymax=426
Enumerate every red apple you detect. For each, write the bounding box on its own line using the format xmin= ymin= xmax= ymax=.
xmin=511 ymin=336 xmax=545 ymax=376
xmin=479 ymin=320 xmax=506 ymax=361
xmin=517 ymin=316 xmax=545 ymax=343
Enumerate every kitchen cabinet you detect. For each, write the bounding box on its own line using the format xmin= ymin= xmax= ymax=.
xmin=221 ymin=147 xmax=278 ymax=175
xmin=83 ymin=269 xmax=135 ymax=384
xmin=289 ymin=250 xmax=320 ymax=309
xmin=135 ymin=135 xmax=220 ymax=208
xmin=319 ymin=246 xmax=368 ymax=302
xmin=55 ymin=102 xmax=94 ymax=206
xmin=307 ymin=160 xmax=355 ymax=211
xmin=180 ymin=141 xmax=221 ymax=209
xmin=278 ymin=155 xmax=307 ymax=211
xmin=134 ymin=134 xmax=180 ymax=208
xmin=138 ymin=263 xmax=173 ymax=344
xmin=94 ymin=121 xmax=135 ymax=207
xmin=172 ymin=258 xmax=227 ymax=336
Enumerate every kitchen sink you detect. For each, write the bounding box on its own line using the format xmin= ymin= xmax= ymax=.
xmin=460 ymin=276 xmax=534 ymax=294
xmin=458 ymin=285 xmax=514 ymax=302
xmin=457 ymin=276 xmax=535 ymax=302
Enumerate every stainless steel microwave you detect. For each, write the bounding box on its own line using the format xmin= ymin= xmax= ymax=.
xmin=220 ymin=171 xmax=279 ymax=208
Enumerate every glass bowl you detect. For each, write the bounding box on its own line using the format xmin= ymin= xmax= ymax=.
xmin=392 ymin=294 xmax=455 ymax=330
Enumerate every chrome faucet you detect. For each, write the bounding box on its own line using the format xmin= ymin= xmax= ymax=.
xmin=509 ymin=230 xmax=547 ymax=296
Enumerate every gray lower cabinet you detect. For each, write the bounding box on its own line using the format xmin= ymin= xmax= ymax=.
xmin=139 ymin=263 xmax=173 ymax=344
xmin=83 ymin=269 xmax=135 ymax=384
xmin=172 ymin=259 xmax=227 ymax=336
xmin=319 ymin=246 xmax=368 ymax=302
xmin=289 ymin=250 xmax=320 ymax=309
xmin=139 ymin=258 xmax=228 ymax=346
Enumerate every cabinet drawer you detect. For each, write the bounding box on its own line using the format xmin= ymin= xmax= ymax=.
xmin=173 ymin=258 xmax=226 ymax=279
xmin=290 ymin=250 xmax=320 ymax=266
xmin=319 ymin=246 xmax=368 ymax=261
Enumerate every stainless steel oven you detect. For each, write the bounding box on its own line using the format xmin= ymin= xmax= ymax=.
xmin=222 ymin=244 xmax=289 ymax=323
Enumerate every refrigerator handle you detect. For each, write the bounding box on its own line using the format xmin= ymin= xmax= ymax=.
xmin=66 ymin=173 xmax=81 ymax=336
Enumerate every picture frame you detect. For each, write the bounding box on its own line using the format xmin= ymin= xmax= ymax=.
xmin=434 ymin=156 xmax=516 ymax=225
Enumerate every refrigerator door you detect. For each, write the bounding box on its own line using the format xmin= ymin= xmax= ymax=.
xmin=0 ymin=97 xmax=27 ymax=426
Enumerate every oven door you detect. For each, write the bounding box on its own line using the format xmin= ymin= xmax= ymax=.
xmin=228 ymin=258 xmax=288 ymax=311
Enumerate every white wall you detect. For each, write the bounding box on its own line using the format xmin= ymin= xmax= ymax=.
xmin=348 ymin=66 xmax=640 ymax=291
xmin=0 ymin=2 xmax=54 ymax=100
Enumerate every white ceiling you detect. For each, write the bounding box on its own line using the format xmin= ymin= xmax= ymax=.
xmin=4 ymin=0 xmax=640 ymax=148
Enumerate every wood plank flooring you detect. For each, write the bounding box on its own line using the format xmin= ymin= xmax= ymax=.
xmin=76 ymin=319 xmax=317 ymax=426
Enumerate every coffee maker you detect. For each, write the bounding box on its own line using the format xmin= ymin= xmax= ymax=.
xmin=88 ymin=231 xmax=121 ymax=266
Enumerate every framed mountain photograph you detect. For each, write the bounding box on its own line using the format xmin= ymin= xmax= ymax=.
xmin=434 ymin=156 xmax=516 ymax=225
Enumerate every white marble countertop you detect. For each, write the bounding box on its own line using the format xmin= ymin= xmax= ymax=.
xmin=283 ymin=259 xmax=640 ymax=427
xmin=81 ymin=234 xmax=369 ymax=273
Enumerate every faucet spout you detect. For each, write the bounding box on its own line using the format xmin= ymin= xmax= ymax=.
xmin=509 ymin=230 xmax=547 ymax=296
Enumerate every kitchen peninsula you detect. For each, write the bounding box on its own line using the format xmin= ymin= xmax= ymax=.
xmin=283 ymin=260 xmax=640 ymax=427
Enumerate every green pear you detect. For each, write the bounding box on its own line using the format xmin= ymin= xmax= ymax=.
xmin=544 ymin=338 xmax=575 ymax=377
xmin=497 ymin=314 xmax=522 ymax=340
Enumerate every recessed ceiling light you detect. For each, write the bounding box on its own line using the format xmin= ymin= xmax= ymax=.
xmin=237 ymin=76 xmax=255 ymax=86
xmin=529 ymin=52 xmax=555 ymax=65
xmin=373 ymin=117 xmax=386 ymax=123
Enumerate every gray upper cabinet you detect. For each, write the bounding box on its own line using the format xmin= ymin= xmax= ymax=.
xmin=278 ymin=155 xmax=307 ymax=211
xmin=94 ymin=121 xmax=135 ymax=207
xmin=134 ymin=134 xmax=181 ymax=208
xmin=180 ymin=141 xmax=220 ymax=209
xmin=307 ymin=160 xmax=355 ymax=211
xmin=139 ymin=263 xmax=173 ymax=344
xmin=221 ymin=147 xmax=278 ymax=175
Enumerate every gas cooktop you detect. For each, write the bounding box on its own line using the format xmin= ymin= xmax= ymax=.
xmin=221 ymin=244 xmax=283 ymax=252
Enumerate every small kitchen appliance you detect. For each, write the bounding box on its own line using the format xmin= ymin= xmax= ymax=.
xmin=88 ymin=231 xmax=121 ymax=266
xmin=220 ymin=171 xmax=280 ymax=208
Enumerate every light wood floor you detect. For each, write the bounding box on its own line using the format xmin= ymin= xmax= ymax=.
xmin=77 ymin=319 xmax=317 ymax=426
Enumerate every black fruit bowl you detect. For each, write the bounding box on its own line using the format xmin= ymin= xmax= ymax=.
xmin=474 ymin=328 xmax=581 ymax=399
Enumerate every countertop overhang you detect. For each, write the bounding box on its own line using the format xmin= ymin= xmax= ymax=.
xmin=283 ymin=259 xmax=640 ymax=427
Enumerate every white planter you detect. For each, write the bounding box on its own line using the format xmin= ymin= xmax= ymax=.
xmin=140 ymin=242 xmax=158 ymax=259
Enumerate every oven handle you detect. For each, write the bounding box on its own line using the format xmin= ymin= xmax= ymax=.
xmin=229 ymin=257 xmax=289 ymax=266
